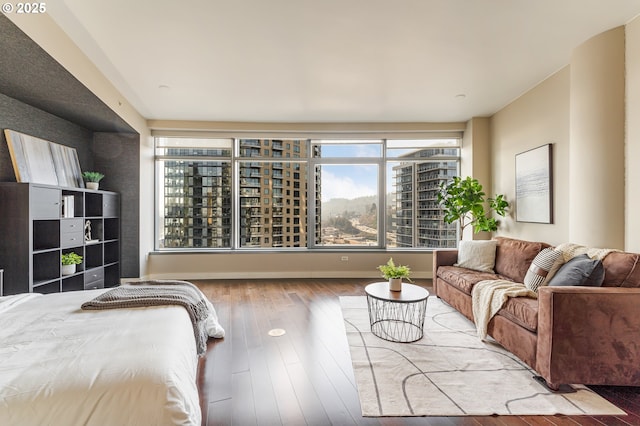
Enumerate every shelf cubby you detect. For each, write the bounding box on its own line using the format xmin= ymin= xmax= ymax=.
xmin=85 ymin=192 xmax=103 ymax=217
xmin=104 ymin=241 xmax=120 ymax=264
xmin=33 ymin=250 xmax=61 ymax=283
xmin=104 ymin=218 xmax=120 ymax=241
xmin=85 ymin=243 xmax=103 ymax=269
xmin=33 ymin=280 xmax=61 ymax=294
xmin=104 ymin=264 xmax=120 ymax=288
xmin=33 ymin=220 xmax=60 ymax=250
xmin=62 ymin=275 xmax=84 ymax=292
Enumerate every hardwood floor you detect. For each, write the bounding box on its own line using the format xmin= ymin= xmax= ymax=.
xmin=194 ymin=278 xmax=640 ymax=426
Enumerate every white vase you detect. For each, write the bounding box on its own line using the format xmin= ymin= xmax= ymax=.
xmin=86 ymin=182 xmax=99 ymax=190
xmin=61 ymin=264 xmax=76 ymax=276
xmin=389 ymin=278 xmax=402 ymax=292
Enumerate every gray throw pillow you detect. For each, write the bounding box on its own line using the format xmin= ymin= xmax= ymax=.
xmin=547 ymin=254 xmax=605 ymax=287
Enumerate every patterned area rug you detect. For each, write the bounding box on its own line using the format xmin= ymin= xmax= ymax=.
xmin=340 ymin=295 xmax=626 ymax=417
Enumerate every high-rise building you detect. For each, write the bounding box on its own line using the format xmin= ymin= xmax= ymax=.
xmin=162 ymin=149 xmax=232 ymax=248
xmin=161 ymin=140 xmax=312 ymax=248
xmin=238 ymin=139 xmax=310 ymax=248
xmin=393 ymin=149 xmax=458 ymax=248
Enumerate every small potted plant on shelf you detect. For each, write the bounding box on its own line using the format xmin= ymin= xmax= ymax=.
xmin=61 ymin=252 xmax=83 ymax=276
xmin=82 ymin=171 xmax=105 ymax=190
xmin=378 ymin=258 xmax=412 ymax=292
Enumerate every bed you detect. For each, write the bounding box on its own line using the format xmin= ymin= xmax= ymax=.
xmin=0 ymin=287 xmax=222 ymax=425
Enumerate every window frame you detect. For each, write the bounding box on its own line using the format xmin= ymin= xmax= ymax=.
xmin=154 ymin=136 xmax=460 ymax=251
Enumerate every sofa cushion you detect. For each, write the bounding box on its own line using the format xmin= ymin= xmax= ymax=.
xmin=496 ymin=296 xmax=539 ymax=333
xmin=601 ymin=251 xmax=640 ymax=288
xmin=454 ymin=240 xmax=498 ymax=273
xmin=524 ymin=247 xmax=563 ymax=292
xmin=547 ymin=254 xmax=605 ymax=287
xmin=437 ymin=266 xmax=503 ymax=295
xmin=494 ymin=237 xmax=550 ymax=283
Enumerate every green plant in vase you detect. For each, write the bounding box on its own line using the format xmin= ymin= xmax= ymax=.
xmin=61 ymin=252 xmax=83 ymax=276
xmin=82 ymin=171 xmax=104 ymax=190
xmin=378 ymin=258 xmax=412 ymax=291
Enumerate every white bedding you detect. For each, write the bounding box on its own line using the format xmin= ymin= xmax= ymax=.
xmin=0 ymin=289 xmax=209 ymax=425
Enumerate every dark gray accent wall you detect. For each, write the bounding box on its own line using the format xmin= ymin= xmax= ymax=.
xmin=93 ymin=133 xmax=140 ymax=277
xmin=0 ymin=14 xmax=134 ymax=133
xmin=0 ymin=92 xmax=94 ymax=181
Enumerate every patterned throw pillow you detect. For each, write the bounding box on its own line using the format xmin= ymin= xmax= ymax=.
xmin=524 ymin=247 xmax=563 ymax=292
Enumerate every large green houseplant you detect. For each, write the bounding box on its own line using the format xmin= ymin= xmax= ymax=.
xmin=437 ymin=176 xmax=509 ymax=238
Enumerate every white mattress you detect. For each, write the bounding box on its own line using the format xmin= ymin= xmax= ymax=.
xmin=0 ymin=289 xmax=202 ymax=425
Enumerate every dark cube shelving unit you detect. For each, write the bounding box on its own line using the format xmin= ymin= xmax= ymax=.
xmin=0 ymin=183 xmax=120 ymax=295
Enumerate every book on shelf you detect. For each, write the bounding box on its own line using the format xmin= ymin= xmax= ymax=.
xmin=62 ymin=195 xmax=74 ymax=218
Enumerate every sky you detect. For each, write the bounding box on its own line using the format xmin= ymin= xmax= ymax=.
xmin=320 ymin=165 xmax=379 ymax=202
xmin=318 ymin=143 xmax=413 ymax=202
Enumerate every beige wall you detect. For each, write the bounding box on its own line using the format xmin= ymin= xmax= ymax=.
xmin=626 ymin=16 xmax=640 ymax=252
xmin=490 ymin=67 xmax=571 ymax=245
xmin=569 ymin=26 xmax=625 ymax=249
xmin=147 ymin=251 xmax=433 ymax=280
xmin=461 ymin=118 xmax=492 ymax=240
xmin=491 ymin=23 xmax=634 ymax=250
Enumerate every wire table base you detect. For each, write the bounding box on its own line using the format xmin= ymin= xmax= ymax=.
xmin=365 ymin=282 xmax=429 ymax=343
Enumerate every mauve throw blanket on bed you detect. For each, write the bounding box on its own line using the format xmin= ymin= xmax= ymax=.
xmin=82 ymin=281 xmax=211 ymax=356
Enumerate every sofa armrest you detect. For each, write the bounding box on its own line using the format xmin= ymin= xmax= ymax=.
xmin=433 ymin=249 xmax=458 ymax=268
xmin=432 ymin=249 xmax=458 ymax=295
xmin=536 ymin=286 xmax=640 ymax=387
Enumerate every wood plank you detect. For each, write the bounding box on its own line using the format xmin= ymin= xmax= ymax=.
xmin=206 ymin=398 xmax=232 ymax=426
xmin=230 ymin=370 xmax=257 ymax=425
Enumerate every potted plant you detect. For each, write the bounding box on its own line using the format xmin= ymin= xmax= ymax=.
xmin=437 ymin=176 xmax=509 ymax=240
xmin=82 ymin=171 xmax=104 ymax=190
xmin=378 ymin=258 xmax=412 ymax=291
xmin=61 ymin=252 xmax=83 ymax=276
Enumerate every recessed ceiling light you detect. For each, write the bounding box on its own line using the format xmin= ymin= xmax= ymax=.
xmin=158 ymin=84 xmax=170 ymax=90
xmin=455 ymin=94 xmax=466 ymax=100
xmin=268 ymin=328 xmax=286 ymax=337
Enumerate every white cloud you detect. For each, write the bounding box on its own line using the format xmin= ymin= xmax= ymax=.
xmin=321 ymin=169 xmax=377 ymax=202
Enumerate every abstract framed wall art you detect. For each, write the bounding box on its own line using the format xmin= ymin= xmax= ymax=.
xmin=4 ymin=129 xmax=84 ymax=188
xmin=49 ymin=141 xmax=84 ymax=188
xmin=515 ymin=143 xmax=553 ymax=223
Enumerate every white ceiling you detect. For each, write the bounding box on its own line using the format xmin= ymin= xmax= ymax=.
xmin=48 ymin=0 xmax=640 ymax=123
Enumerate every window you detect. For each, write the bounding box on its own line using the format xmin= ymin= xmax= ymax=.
xmin=313 ymin=163 xmax=380 ymax=247
xmin=155 ymin=137 xmax=459 ymax=250
xmin=385 ymin=141 xmax=460 ymax=248
xmin=155 ymin=138 xmax=232 ymax=248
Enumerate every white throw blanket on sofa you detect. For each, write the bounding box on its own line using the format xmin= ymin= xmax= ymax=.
xmin=472 ymin=279 xmax=537 ymax=340
xmin=555 ymin=242 xmax=619 ymax=262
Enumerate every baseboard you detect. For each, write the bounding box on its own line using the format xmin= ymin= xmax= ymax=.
xmin=133 ymin=271 xmax=433 ymax=281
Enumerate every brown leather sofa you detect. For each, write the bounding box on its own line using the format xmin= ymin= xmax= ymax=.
xmin=433 ymin=236 xmax=640 ymax=389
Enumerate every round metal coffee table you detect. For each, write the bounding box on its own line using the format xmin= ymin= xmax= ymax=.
xmin=365 ymin=282 xmax=429 ymax=343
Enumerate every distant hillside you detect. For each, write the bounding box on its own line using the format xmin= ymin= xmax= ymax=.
xmin=321 ymin=195 xmax=377 ymax=219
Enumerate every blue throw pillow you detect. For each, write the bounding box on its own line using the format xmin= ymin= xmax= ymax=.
xmin=547 ymin=254 xmax=604 ymax=287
